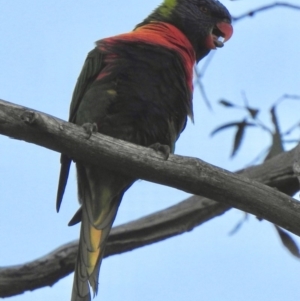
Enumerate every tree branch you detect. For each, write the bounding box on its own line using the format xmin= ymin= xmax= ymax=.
xmin=232 ymin=2 xmax=300 ymax=22
xmin=0 ymin=98 xmax=299 ymax=297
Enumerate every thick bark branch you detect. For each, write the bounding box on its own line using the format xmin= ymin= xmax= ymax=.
xmin=1 ymin=99 xmax=299 ymax=231
xmin=0 ymin=198 xmax=230 ymax=298
xmin=0 ymin=98 xmax=299 ymax=297
xmin=0 ymin=148 xmax=298 ymax=298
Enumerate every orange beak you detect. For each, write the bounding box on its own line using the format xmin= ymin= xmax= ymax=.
xmin=205 ymin=21 xmax=233 ymax=49
xmin=217 ymin=22 xmax=233 ymax=43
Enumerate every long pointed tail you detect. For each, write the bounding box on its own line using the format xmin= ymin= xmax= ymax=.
xmin=71 ymin=164 xmax=133 ymax=301
xmin=71 ymin=211 xmax=114 ymax=301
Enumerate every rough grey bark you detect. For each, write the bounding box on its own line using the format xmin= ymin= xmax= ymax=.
xmin=1 ymin=99 xmax=299 ymax=230
xmin=0 ymin=98 xmax=299 ymax=297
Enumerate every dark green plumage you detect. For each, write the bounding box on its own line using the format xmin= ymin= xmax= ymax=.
xmin=56 ymin=1 xmax=232 ymax=300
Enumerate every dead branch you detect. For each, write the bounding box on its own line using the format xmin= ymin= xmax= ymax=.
xmin=0 ymin=98 xmax=299 ymax=297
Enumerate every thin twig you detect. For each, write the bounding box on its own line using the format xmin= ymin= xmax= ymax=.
xmin=232 ymin=2 xmax=300 ymax=22
xmin=194 ymin=66 xmax=212 ymax=110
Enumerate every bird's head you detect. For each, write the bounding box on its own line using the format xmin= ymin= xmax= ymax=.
xmin=139 ymin=0 xmax=233 ymax=62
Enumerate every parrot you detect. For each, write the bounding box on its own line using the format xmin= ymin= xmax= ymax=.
xmin=56 ymin=0 xmax=233 ymax=300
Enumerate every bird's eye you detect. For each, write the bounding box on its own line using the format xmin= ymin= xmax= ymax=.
xmin=199 ymin=6 xmax=210 ymax=15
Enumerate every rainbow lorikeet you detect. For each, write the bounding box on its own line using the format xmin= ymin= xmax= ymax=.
xmin=56 ymin=0 xmax=233 ymax=300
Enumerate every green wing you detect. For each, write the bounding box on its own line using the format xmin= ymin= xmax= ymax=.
xmin=56 ymin=48 xmax=103 ymax=212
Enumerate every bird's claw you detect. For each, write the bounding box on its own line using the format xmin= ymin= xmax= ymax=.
xmin=82 ymin=122 xmax=98 ymax=139
xmin=149 ymin=142 xmax=170 ymax=160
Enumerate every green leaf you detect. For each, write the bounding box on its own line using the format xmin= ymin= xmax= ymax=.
xmin=219 ymin=99 xmax=236 ymax=108
xmin=247 ymin=107 xmax=259 ymax=119
xmin=275 ymin=225 xmax=300 ymax=259
xmin=264 ymin=106 xmax=284 ymax=161
xmin=211 ymin=120 xmax=256 ymax=157
xmin=211 ymin=121 xmax=254 ymax=136
xmin=211 ymin=122 xmax=240 ymax=136
xmin=228 ymin=213 xmax=248 ymax=235
xmin=231 ymin=120 xmax=256 ymax=157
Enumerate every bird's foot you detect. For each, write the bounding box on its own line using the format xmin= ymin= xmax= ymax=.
xmin=82 ymin=122 xmax=98 ymax=139
xmin=149 ymin=143 xmax=170 ymax=160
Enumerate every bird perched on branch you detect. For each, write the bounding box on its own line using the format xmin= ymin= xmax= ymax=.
xmin=56 ymin=0 xmax=233 ymax=300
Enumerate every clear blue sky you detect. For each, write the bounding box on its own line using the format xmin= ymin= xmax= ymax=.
xmin=1 ymin=0 xmax=300 ymax=300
